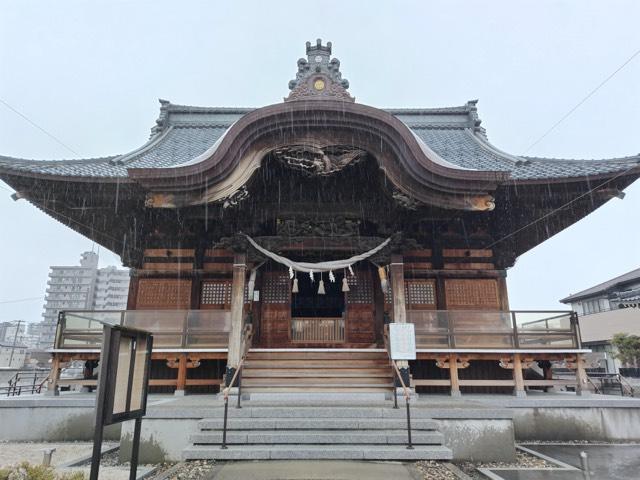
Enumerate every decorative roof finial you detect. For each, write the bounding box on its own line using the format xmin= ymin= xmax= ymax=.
xmin=286 ymin=39 xmax=353 ymax=102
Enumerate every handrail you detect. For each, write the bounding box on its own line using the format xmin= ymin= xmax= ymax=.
xmin=220 ymin=323 xmax=253 ymax=450
xmin=2 ymin=370 xmax=50 ymax=396
xmin=383 ymin=325 xmax=413 ymax=450
xmin=617 ymin=374 xmax=635 ymax=397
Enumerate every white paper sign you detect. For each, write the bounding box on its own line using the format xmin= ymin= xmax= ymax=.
xmin=389 ymin=323 xmax=416 ymax=360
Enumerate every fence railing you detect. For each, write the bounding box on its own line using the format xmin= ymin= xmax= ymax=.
xmin=407 ymin=310 xmax=580 ymax=349
xmin=56 ymin=310 xmax=231 ymax=350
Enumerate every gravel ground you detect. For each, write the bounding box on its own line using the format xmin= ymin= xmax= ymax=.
xmin=457 ymin=450 xmax=553 ymax=479
xmin=415 ymin=461 xmax=459 ymax=479
xmin=150 ymin=461 xmax=216 ymax=480
xmin=0 ymin=441 xmax=117 ymax=468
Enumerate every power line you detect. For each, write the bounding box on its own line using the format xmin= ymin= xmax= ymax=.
xmin=524 ymin=47 xmax=640 ymax=153
xmin=0 ymin=296 xmax=43 ymax=305
xmin=485 ymin=162 xmax=640 ymax=250
xmin=0 ymin=98 xmax=80 ymax=156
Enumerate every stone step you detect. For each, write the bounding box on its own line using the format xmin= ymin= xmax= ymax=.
xmin=182 ymin=444 xmax=453 ymax=461
xmin=243 ymin=360 xmax=390 ymax=368
xmin=242 ymin=376 xmax=393 ymax=385
xmin=242 ymin=368 xmax=392 ymax=377
xmin=190 ymin=430 xmax=444 ymax=445
xmin=242 ymin=385 xmax=394 ymax=393
xmin=247 ymin=351 xmax=388 ymax=360
xmin=197 ymin=406 xmax=435 ymax=419
xmin=198 ymin=417 xmax=439 ymax=430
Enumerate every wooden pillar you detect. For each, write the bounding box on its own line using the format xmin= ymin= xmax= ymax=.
xmin=513 ymin=354 xmax=526 ymax=397
xmin=175 ymin=354 xmax=188 ymax=396
xmin=227 ymin=253 xmax=247 ymax=375
xmin=497 ymin=272 xmax=510 ymax=311
xmin=390 ymin=255 xmax=407 ymax=324
xmin=390 ymin=255 xmax=409 ymax=374
xmin=575 ymin=353 xmax=589 ymax=396
xmin=449 ymin=353 xmax=461 ymax=397
xmin=46 ymin=356 xmax=61 ymax=396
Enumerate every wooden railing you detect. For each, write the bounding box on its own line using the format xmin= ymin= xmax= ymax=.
xmin=291 ymin=317 xmax=345 ymax=343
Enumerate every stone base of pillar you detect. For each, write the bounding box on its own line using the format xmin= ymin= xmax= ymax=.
xmin=513 ymin=389 xmax=527 ymax=398
xmin=450 ymin=390 xmax=462 ymax=397
xmin=174 ymin=389 xmax=186 ymax=397
xmin=44 ymin=387 xmax=59 ymax=397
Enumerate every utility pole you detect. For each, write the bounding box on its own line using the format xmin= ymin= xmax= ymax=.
xmin=8 ymin=320 xmax=24 ymax=368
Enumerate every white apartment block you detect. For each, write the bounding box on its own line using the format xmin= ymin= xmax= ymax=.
xmin=39 ymin=252 xmax=130 ymax=349
xmin=0 ymin=342 xmax=27 ymax=368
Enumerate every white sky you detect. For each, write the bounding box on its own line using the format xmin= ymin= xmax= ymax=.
xmin=1 ymin=0 xmax=639 ymax=323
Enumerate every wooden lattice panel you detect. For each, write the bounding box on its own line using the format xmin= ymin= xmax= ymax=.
xmin=136 ymin=279 xmax=191 ymax=309
xmin=445 ymin=279 xmax=499 ymax=310
xmin=405 ymin=280 xmax=436 ymax=308
xmin=263 ymin=272 xmax=290 ymax=304
xmin=201 ymin=281 xmax=232 ymax=305
xmin=383 ymin=280 xmax=436 ymax=309
xmin=346 ymin=273 xmax=373 ymax=304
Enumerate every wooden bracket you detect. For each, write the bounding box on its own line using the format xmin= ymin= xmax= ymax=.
xmin=435 ymin=356 xmax=470 ymax=369
xmin=166 ymin=357 xmax=201 ymax=369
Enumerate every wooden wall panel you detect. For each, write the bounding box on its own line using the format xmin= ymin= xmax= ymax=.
xmin=259 ymin=271 xmax=291 ymax=347
xmin=346 ymin=305 xmax=375 ymax=344
xmin=345 ymin=269 xmax=375 ymax=344
xmin=444 ymin=279 xmax=500 ymax=310
xmin=136 ymin=278 xmax=192 ymax=309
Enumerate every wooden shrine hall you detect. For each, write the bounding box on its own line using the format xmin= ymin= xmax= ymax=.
xmin=2 ymin=39 xmax=640 ymax=398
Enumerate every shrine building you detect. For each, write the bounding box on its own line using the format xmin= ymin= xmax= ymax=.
xmin=2 ymin=40 xmax=640 ymax=399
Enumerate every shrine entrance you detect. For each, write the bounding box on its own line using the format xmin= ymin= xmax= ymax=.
xmin=291 ymin=271 xmax=346 ymax=343
xmin=256 ymin=264 xmax=381 ymax=348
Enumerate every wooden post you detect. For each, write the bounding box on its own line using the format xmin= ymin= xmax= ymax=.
xmin=46 ymin=356 xmax=61 ymax=396
xmin=227 ymin=253 xmax=247 ymax=375
xmin=390 ymin=255 xmax=407 ymax=324
xmin=497 ymin=272 xmax=510 ymax=311
xmin=575 ymin=353 xmax=589 ymax=396
xmin=513 ymin=354 xmax=526 ymax=397
xmin=449 ymin=354 xmax=461 ymax=397
xmin=390 ymin=255 xmax=409 ymax=375
xmin=175 ymin=354 xmax=187 ymax=396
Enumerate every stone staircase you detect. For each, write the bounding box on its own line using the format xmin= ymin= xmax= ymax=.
xmin=182 ymin=405 xmax=452 ymax=460
xmin=239 ymin=349 xmax=394 ymax=394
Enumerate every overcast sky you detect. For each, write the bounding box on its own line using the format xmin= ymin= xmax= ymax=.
xmin=1 ymin=0 xmax=639 ymax=323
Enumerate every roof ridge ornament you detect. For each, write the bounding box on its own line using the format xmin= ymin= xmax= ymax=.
xmin=285 ymin=39 xmax=354 ymax=102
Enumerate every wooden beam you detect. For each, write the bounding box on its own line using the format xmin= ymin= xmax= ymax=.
xmin=227 ymin=253 xmax=247 ymax=369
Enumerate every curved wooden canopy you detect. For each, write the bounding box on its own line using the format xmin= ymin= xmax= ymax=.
xmin=129 ymin=100 xmax=507 ymax=211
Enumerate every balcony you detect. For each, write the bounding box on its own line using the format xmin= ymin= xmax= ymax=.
xmin=55 ymin=310 xmax=231 ymax=350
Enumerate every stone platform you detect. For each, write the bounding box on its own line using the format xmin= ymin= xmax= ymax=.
xmin=1 ymin=391 xmax=639 ymax=464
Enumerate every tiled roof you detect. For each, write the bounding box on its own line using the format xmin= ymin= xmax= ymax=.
xmin=560 ymin=267 xmax=640 ymax=303
xmin=1 ymin=101 xmax=639 ymax=181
